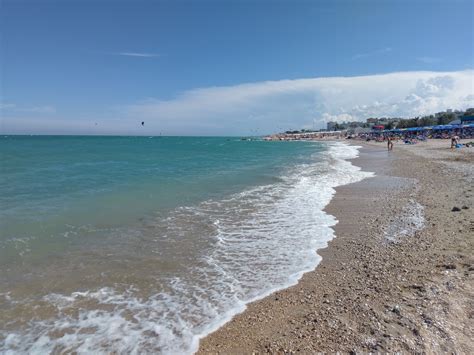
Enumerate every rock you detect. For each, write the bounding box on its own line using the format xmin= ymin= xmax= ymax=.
xmin=410 ymin=284 xmax=425 ymax=292
xmin=392 ymin=305 xmax=401 ymax=315
xmin=451 ymin=206 xmax=461 ymax=212
xmin=461 ymin=205 xmax=469 ymax=210
xmin=443 ymin=264 xmax=456 ymax=270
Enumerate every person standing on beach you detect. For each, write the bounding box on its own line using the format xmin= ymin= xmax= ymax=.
xmin=387 ymin=136 xmax=393 ymax=151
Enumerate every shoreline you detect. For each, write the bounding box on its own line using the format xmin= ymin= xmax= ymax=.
xmin=189 ymin=140 xmax=371 ymax=353
xmin=198 ymin=139 xmax=473 ymax=353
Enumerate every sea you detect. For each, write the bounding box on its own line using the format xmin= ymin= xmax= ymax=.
xmin=0 ymin=136 xmax=373 ymax=354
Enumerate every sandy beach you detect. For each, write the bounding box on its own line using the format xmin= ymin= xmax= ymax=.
xmin=199 ymin=139 xmax=473 ymax=353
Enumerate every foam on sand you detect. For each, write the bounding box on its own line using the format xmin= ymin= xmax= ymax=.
xmin=384 ymin=199 xmax=425 ymax=243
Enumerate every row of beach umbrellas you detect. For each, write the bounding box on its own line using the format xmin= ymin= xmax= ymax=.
xmin=378 ymin=123 xmax=474 ymax=133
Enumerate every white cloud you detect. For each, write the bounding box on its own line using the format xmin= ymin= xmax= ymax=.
xmin=352 ymin=47 xmax=392 ymax=60
xmin=122 ymin=70 xmax=474 ymax=135
xmin=2 ymin=70 xmax=474 ymax=135
xmin=114 ymin=52 xmax=160 ymax=58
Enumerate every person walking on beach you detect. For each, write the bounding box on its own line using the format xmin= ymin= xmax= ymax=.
xmin=387 ymin=136 xmax=393 ymax=151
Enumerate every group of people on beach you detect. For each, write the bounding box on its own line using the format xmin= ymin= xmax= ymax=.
xmin=359 ymin=126 xmax=474 ymax=143
xmin=384 ymin=134 xmax=472 ymax=151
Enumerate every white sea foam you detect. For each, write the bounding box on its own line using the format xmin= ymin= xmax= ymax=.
xmin=384 ymin=199 xmax=425 ymax=242
xmin=1 ymin=142 xmax=374 ymax=354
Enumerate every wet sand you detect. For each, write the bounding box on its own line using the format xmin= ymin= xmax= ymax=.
xmin=198 ymin=139 xmax=473 ymax=353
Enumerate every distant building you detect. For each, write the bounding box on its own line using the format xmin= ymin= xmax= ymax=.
xmin=350 ymin=127 xmax=372 ymax=135
xmin=326 ymin=122 xmax=337 ymax=131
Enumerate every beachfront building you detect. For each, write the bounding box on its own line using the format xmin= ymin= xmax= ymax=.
xmin=326 ymin=122 xmax=337 ymax=131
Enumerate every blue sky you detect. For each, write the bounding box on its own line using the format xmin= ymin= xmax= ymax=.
xmin=1 ymin=0 xmax=473 ymax=135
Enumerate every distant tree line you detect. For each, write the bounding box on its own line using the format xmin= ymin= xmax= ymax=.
xmin=287 ymin=108 xmax=474 ymax=134
xmin=373 ymin=108 xmax=474 ymax=129
xmin=396 ymin=113 xmax=454 ymax=128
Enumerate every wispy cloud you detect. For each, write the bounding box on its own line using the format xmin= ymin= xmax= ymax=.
xmin=417 ymin=56 xmax=442 ymax=64
xmin=1 ymin=103 xmax=56 ymax=114
xmin=352 ymin=47 xmax=392 ymax=60
xmin=113 ymin=52 xmax=160 ymax=58
xmin=0 ymin=103 xmax=16 ymax=110
xmin=19 ymin=105 xmax=56 ymax=114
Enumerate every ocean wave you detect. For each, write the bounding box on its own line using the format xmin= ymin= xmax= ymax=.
xmin=1 ymin=142 xmax=374 ymax=354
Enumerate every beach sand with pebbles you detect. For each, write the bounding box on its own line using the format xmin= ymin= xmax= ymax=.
xmin=199 ymin=139 xmax=473 ymax=353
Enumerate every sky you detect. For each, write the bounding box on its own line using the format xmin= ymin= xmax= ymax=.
xmin=1 ymin=0 xmax=473 ymax=135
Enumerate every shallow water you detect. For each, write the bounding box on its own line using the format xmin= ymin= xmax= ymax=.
xmin=0 ymin=136 xmax=373 ymax=353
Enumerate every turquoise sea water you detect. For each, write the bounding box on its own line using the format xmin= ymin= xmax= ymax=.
xmin=0 ymin=136 xmax=372 ymax=353
xmin=1 ymin=136 xmax=321 ymax=259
